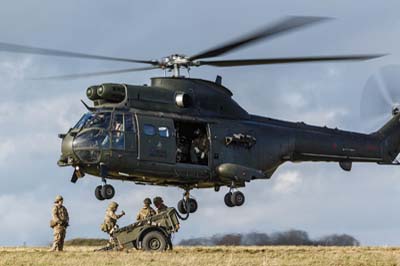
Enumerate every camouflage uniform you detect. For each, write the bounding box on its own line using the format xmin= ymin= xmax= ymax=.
xmin=50 ymin=195 xmax=69 ymax=252
xmin=102 ymin=202 xmax=125 ymax=248
xmin=136 ymin=198 xmax=156 ymax=221
xmin=153 ymin=196 xmax=168 ymax=214
xmin=191 ymin=131 xmax=209 ymax=164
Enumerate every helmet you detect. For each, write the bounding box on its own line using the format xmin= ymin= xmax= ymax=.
xmin=144 ymin=198 xmax=152 ymax=205
xmin=108 ymin=201 xmax=118 ymax=210
xmin=54 ymin=195 xmax=63 ymax=203
xmin=153 ymin=196 xmax=163 ymax=204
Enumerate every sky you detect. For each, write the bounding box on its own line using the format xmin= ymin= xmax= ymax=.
xmin=0 ymin=0 xmax=400 ymax=246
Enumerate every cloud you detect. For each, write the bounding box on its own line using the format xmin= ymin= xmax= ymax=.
xmin=300 ymin=107 xmax=349 ymax=127
xmin=0 ymin=95 xmax=83 ymax=169
xmin=272 ymin=171 xmax=302 ymax=194
xmin=280 ymin=92 xmax=308 ymax=109
xmin=0 ymin=57 xmax=31 ymax=80
xmin=0 ymin=140 xmax=16 ymax=165
xmin=0 ymin=193 xmax=50 ymax=246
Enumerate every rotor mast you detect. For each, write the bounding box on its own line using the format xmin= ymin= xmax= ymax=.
xmin=173 ymin=63 xmax=180 ymax=77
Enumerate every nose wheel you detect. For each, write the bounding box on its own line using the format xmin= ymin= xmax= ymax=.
xmin=95 ymin=183 xmax=115 ymax=200
xmin=224 ymin=190 xmax=245 ymax=207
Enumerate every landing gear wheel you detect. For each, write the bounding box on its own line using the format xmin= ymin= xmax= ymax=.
xmin=231 ymin=191 xmax=245 ymax=206
xmin=188 ymin=198 xmax=198 ymax=213
xmin=142 ymin=231 xmax=167 ymax=252
xmin=224 ymin=192 xmax=234 ymax=207
xmin=177 ymin=198 xmax=198 ymax=214
xmin=101 ymin=184 xmax=115 ymax=200
xmin=95 ymin=185 xmax=104 ymax=201
xmin=177 ymin=200 xmax=187 ymax=214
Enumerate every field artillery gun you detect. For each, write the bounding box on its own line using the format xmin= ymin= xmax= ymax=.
xmin=97 ymin=207 xmax=180 ymax=252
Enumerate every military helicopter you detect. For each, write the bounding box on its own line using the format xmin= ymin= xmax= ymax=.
xmin=1 ymin=16 xmax=396 ymax=214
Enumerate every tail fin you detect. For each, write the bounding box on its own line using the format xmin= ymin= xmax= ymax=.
xmin=374 ymin=113 xmax=400 ymax=162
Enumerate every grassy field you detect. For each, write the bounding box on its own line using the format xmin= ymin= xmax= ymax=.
xmin=1 ymin=246 xmax=400 ymax=266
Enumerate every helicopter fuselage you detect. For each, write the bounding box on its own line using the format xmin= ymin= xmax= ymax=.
xmin=58 ymin=77 xmax=400 ymax=191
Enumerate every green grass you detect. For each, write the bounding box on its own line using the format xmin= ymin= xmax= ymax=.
xmin=1 ymin=246 xmax=400 ymax=266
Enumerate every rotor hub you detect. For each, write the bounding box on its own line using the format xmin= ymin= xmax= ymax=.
xmin=159 ymin=54 xmax=192 ymax=76
xmin=392 ymin=104 xmax=400 ymax=116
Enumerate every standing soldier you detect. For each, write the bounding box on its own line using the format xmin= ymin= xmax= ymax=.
xmin=49 ymin=195 xmax=69 ymax=252
xmin=101 ymin=201 xmax=125 ymax=249
xmin=153 ymin=196 xmax=168 ymax=214
xmin=136 ymin=198 xmax=156 ymax=221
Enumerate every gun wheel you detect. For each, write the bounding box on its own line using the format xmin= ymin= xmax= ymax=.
xmin=142 ymin=231 xmax=167 ymax=252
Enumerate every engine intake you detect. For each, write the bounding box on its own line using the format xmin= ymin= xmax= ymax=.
xmin=86 ymin=83 xmax=126 ymax=103
xmin=86 ymin=85 xmax=101 ymax=101
xmin=175 ymin=92 xmax=192 ymax=108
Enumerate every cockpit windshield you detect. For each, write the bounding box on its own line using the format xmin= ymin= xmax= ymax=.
xmin=74 ymin=112 xmax=111 ymax=130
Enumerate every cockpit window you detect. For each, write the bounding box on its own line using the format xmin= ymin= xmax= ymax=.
xmin=112 ymin=114 xmax=124 ymax=131
xmin=125 ymin=114 xmax=135 ymax=132
xmin=74 ymin=112 xmax=111 ymax=130
xmin=86 ymin=113 xmax=111 ymax=129
xmin=111 ymin=114 xmax=125 ymax=149
xmin=74 ymin=113 xmax=91 ymax=129
xmin=72 ymin=129 xmax=108 ymax=163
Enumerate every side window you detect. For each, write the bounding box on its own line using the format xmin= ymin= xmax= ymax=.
xmin=144 ymin=124 xmax=156 ymax=136
xmin=113 ymin=114 xmax=124 ymax=131
xmin=158 ymin=126 xmax=170 ymax=138
xmin=125 ymin=114 xmax=135 ymax=132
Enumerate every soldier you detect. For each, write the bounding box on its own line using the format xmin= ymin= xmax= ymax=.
xmin=49 ymin=195 xmax=69 ymax=252
xmin=191 ymin=128 xmax=209 ymax=164
xmin=136 ymin=198 xmax=156 ymax=221
xmin=153 ymin=196 xmax=168 ymax=214
xmin=101 ymin=201 xmax=125 ymax=248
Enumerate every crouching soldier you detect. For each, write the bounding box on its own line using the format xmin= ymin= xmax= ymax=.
xmin=49 ymin=195 xmax=69 ymax=252
xmin=153 ymin=196 xmax=168 ymax=214
xmin=136 ymin=198 xmax=156 ymax=221
xmin=101 ymin=201 xmax=125 ymax=249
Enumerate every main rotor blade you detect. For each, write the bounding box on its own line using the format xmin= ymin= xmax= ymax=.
xmin=0 ymin=42 xmax=157 ymax=64
xmin=196 ymin=54 xmax=385 ymax=67
xmin=30 ymin=66 xmax=159 ymax=80
xmin=189 ymin=16 xmax=331 ymax=61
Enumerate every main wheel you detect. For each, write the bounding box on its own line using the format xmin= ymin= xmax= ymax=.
xmin=95 ymin=185 xmax=104 ymax=200
xmin=177 ymin=200 xmax=187 ymax=214
xmin=178 ymin=199 xmax=198 ymax=214
xmin=224 ymin=192 xmax=234 ymax=207
xmin=231 ymin=191 xmax=245 ymax=206
xmin=188 ymin=198 xmax=198 ymax=213
xmin=101 ymin=184 xmax=115 ymax=199
xmin=142 ymin=231 xmax=167 ymax=252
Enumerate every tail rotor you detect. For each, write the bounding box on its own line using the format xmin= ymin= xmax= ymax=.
xmin=360 ymin=65 xmax=400 ymax=129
